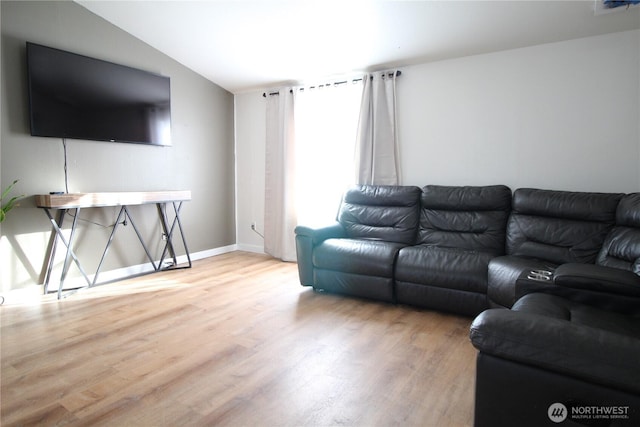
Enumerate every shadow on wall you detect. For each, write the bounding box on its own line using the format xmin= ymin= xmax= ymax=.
xmin=2 ymin=34 xmax=32 ymax=136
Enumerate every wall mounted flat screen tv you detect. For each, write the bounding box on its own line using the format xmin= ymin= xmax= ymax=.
xmin=27 ymin=42 xmax=172 ymax=146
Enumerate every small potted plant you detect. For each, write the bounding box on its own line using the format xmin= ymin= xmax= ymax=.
xmin=1 ymin=180 xmax=23 ymax=223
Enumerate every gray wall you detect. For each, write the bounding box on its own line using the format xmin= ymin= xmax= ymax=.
xmin=1 ymin=1 xmax=236 ymax=293
xmin=397 ymin=29 xmax=640 ymax=192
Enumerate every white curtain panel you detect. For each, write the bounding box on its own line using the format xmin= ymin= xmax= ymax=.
xmin=354 ymin=71 xmax=401 ymax=185
xmin=264 ymin=89 xmax=298 ymax=261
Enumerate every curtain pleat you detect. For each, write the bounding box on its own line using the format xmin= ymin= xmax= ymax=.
xmin=264 ymin=89 xmax=298 ymax=261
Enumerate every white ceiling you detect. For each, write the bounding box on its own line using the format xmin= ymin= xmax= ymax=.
xmin=76 ymin=1 xmax=640 ymax=94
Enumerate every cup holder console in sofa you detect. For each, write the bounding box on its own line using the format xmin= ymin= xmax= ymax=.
xmin=487 ymin=188 xmax=624 ymax=309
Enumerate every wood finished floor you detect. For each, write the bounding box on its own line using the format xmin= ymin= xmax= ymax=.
xmin=1 ymin=251 xmax=476 ymax=426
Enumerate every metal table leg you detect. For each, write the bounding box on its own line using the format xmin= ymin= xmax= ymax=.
xmin=157 ymin=201 xmax=192 ymax=270
xmin=42 ymin=208 xmax=92 ymax=298
xmin=93 ymin=206 xmax=159 ymax=286
xmin=43 ymin=209 xmax=64 ymax=295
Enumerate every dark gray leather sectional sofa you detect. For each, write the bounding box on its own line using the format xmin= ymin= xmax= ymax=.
xmin=294 ymin=184 xmax=640 ymax=426
xmin=295 ymin=184 xmax=638 ymax=316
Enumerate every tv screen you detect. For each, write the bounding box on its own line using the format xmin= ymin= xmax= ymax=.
xmin=26 ymin=42 xmax=171 ymax=146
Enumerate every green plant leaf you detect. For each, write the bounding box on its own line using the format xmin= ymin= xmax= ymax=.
xmin=1 ymin=180 xmax=23 ymax=222
xmin=1 ymin=180 xmax=18 ymax=200
xmin=3 ymin=196 xmax=20 ymax=213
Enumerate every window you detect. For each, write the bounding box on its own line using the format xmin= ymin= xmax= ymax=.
xmin=293 ymin=81 xmax=364 ymax=226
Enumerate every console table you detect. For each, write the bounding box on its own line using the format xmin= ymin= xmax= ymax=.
xmin=36 ymin=191 xmax=192 ymax=299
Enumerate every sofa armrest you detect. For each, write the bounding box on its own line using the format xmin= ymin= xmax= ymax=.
xmin=470 ymin=307 xmax=640 ymax=395
xmin=294 ymin=222 xmax=346 ymax=243
xmin=515 ymin=264 xmax=640 ymax=315
xmin=294 ymin=223 xmax=346 ymax=286
xmin=553 ymin=263 xmax=640 ymax=298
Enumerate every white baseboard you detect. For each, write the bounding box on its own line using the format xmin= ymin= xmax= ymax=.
xmin=236 ymin=243 xmax=265 ymax=254
xmin=190 ymin=244 xmax=239 ymax=260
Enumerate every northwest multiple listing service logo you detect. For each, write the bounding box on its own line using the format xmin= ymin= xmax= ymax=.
xmin=548 ymin=403 xmax=568 ymax=423
xmin=548 ymin=402 xmax=630 ymax=423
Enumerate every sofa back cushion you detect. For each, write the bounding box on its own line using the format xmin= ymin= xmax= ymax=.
xmin=338 ymin=185 xmax=422 ymax=245
xmin=597 ymin=193 xmax=640 ymax=274
xmin=506 ymin=188 xmax=624 ymax=264
xmin=418 ymin=185 xmax=512 ymax=255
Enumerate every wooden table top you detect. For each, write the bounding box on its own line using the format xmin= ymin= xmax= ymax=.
xmin=35 ymin=191 xmax=191 ymax=209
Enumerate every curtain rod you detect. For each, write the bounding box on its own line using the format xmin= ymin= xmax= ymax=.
xmin=262 ymin=70 xmax=401 ymax=97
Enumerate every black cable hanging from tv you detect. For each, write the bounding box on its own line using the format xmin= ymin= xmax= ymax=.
xmin=59 ymin=138 xmax=127 ymax=229
xmin=62 ymin=138 xmax=69 ymax=194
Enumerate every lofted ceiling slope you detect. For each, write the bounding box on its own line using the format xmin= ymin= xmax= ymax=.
xmin=75 ymin=1 xmax=640 ymax=94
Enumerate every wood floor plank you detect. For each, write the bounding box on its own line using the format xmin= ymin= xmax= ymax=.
xmin=1 ymin=251 xmax=476 ymax=426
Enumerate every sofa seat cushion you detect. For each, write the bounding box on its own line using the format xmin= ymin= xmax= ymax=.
xmin=395 ymin=245 xmax=493 ymax=294
xmin=313 ymin=238 xmax=406 ymax=278
xmin=514 ymin=293 xmax=640 ymax=337
xmin=470 ymin=293 xmax=640 ymax=394
xmin=487 ymin=255 xmax=559 ymax=308
xmin=313 ymin=270 xmax=395 ymax=302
